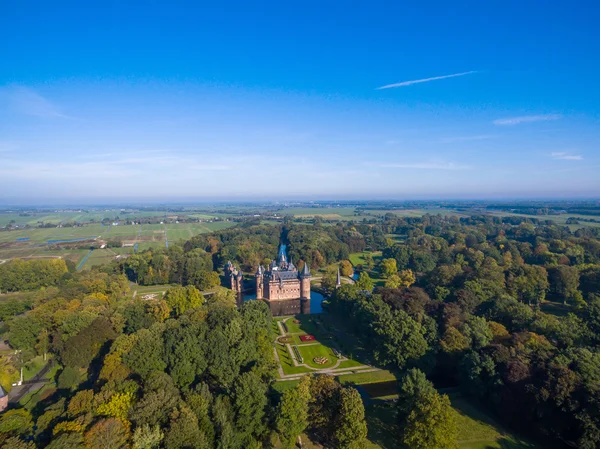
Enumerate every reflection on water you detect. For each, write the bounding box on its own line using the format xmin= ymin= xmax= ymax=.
xmin=244 ymin=290 xmax=326 ymax=314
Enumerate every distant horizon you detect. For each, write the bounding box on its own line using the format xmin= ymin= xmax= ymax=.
xmin=1 ymin=196 xmax=600 ymax=209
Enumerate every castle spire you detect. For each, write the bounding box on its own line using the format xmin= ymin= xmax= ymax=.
xmin=336 ymin=268 xmax=342 ymax=288
xmin=301 ymin=261 xmax=310 ymax=277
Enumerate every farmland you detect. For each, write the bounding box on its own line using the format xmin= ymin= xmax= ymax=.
xmin=0 ymin=214 xmax=236 ymax=270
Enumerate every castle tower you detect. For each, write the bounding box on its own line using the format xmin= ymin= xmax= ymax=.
xmin=255 ymin=265 xmax=264 ymax=299
xmin=300 ymin=262 xmax=311 ymax=300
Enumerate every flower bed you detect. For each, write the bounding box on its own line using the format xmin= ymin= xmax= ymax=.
xmin=299 ymin=334 xmax=316 ymax=342
xmin=292 ymin=346 xmax=303 ymax=363
xmin=313 ymin=357 xmax=329 ymax=365
xmin=277 ymin=336 xmax=293 ymax=344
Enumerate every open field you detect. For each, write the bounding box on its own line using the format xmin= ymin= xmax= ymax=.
xmin=0 ymin=220 xmax=236 ymax=268
xmin=277 ymin=207 xmax=358 ymax=220
xmin=349 ymin=251 xmax=383 ymax=266
xmin=362 ymin=392 xmax=542 ymax=449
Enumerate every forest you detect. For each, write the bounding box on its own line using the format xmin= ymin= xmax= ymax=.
xmin=1 ymin=212 xmax=600 ymax=448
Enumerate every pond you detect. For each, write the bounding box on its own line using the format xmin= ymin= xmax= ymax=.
xmin=244 ymin=290 xmax=326 ymax=314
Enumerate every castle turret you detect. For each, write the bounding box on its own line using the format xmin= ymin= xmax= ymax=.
xmin=255 ymin=265 xmax=264 ymax=299
xmin=299 ymin=261 xmax=311 ymax=300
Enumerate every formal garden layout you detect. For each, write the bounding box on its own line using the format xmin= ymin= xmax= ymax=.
xmin=273 ymin=315 xmax=379 ymax=380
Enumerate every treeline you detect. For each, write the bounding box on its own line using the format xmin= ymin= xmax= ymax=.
xmin=0 ymin=266 xmax=368 ymax=448
xmin=0 ymin=259 xmax=69 ymax=293
xmin=118 ymin=247 xmax=218 ymax=289
xmin=183 ymin=222 xmax=385 ymax=272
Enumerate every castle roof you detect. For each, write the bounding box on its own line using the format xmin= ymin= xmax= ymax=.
xmin=0 ymin=385 xmax=6 ymax=398
xmin=301 ymin=262 xmax=310 ymax=277
xmin=269 ymin=270 xmax=299 ymax=281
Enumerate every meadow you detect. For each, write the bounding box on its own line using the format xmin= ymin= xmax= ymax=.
xmin=0 ymin=220 xmax=235 ymax=269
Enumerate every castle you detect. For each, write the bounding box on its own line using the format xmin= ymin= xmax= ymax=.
xmin=225 ymin=244 xmax=312 ymax=315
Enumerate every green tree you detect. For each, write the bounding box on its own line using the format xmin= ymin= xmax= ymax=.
xmin=164 ymin=405 xmax=209 ymax=449
xmin=380 ymin=258 xmax=397 ymax=278
xmin=340 ymin=260 xmax=354 ymax=277
xmin=133 ymin=424 xmax=164 ymax=449
xmin=402 ymin=391 xmax=457 ymax=449
xmin=45 ymin=432 xmax=85 ymax=449
xmin=355 ymin=272 xmax=374 ymax=291
xmin=334 ymin=387 xmax=368 ymax=449
xmin=232 ymin=371 xmax=268 ymax=440
xmin=276 ymin=376 xmax=311 ymax=449
xmin=321 ymin=267 xmax=338 ymax=291
xmin=165 ymin=285 xmax=203 ymax=316
xmin=0 ymin=409 xmax=33 ymax=437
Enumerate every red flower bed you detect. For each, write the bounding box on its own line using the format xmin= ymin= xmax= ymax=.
xmin=299 ymin=334 xmax=316 ymax=342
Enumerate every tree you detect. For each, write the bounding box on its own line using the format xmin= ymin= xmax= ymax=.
xmin=548 ymin=265 xmax=581 ymax=304
xmin=398 ymin=369 xmax=457 ymax=449
xmin=340 ymin=260 xmax=354 ymax=277
xmin=334 ymin=387 xmax=368 ymax=449
xmin=232 ymin=371 xmax=268 ymax=440
xmin=380 ymin=258 xmax=398 ymax=278
xmin=355 ymin=272 xmax=374 ymax=291
xmin=57 ymin=366 xmax=81 ymax=390
xmin=0 ymin=409 xmax=33 ymax=437
xmin=165 ymin=285 xmax=203 ymax=316
xmin=123 ymin=327 xmax=166 ymax=378
xmin=164 ymin=406 xmax=208 ymax=449
xmin=8 ymin=315 xmax=41 ymax=351
xmin=321 ymin=267 xmax=338 ymax=291
xmin=385 ymin=274 xmax=402 ymax=289
xmin=276 ymin=376 xmax=311 ymax=449
xmin=84 ymin=418 xmax=130 ymax=449
xmin=402 ymin=390 xmax=457 ymax=449
xmin=398 ymin=269 xmax=416 ymax=288
xmin=45 ymin=432 xmax=85 ymax=449
xmin=1 ymin=437 xmax=36 ymax=449
xmin=133 ymin=424 xmax=164 ymax=449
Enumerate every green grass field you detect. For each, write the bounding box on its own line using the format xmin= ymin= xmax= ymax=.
xmin=297 ymin=344 xmax=338 ymax=369
xmin=349 ymin=251 xmax=383 ymax=266
xmin=276 ymin=344 xmax=312 ymax=375
xmin=362 ymin=392 xmax=542 ymax=449
xmin=0 ymin=220 xmax=236 ymax=267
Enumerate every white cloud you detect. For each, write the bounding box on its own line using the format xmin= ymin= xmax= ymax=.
xmin=379 ymin=162 xmax=471 ymax=170
xmin=551 ymin=152 xmax=583 ymax=161
xmin=493 ymin=114 xmax=561 ymax=126
xmin=377 ymin=71 xmax=477 ymax=89
xmin=1 ymin=85 xmax=68 ymax=118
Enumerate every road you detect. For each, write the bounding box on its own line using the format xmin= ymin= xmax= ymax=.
xmin=8 ymin=362 xmax=52 ymax=404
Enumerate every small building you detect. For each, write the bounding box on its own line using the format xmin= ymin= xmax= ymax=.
xmin=0 ymin=385 xmax=8 ymax=413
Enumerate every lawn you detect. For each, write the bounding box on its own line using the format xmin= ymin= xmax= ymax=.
xmin=450 ymin=392 xmax=541 ymax=449
xmin=297 ymin=344 xmax=338 ymax=369
xmin=337 ymin=370 xmax=397 ymax=386
xmin=276 ymin=344 xmax=312 ymax=375
xmin=22 ymin=355 xmax=47 ymax=381
xmin=349 ymin=251 xmax=383 ymax=267
xmin=361 ymin=392 xmax=544 ymax=449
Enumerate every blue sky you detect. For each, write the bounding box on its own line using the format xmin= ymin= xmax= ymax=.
xmin=1 ymin=1 xmax=599 ymax=203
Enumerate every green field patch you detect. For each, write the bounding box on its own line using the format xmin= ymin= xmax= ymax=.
xmin=297 ymin=344 xmax=338 ymax=369
xmin=450 ymin=392 xmax=540 ymax=449
xmin=336 ymin=358 xmax=365 ymax=369
xmin=349 ymin=251 xmax=383 ymax=267
xmin=276 ymin=344 xmax=312 ymax=375
xmin=337 ymin=370 xmax=397 ymax=385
